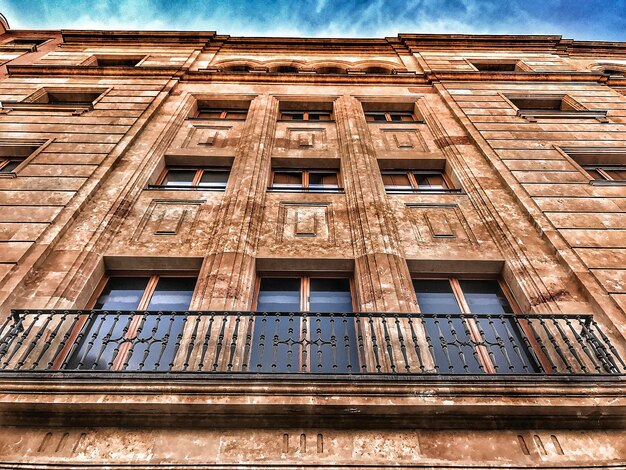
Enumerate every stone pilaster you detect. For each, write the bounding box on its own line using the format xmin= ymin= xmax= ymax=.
xmin=193 ymin=94 xmax=279 ymax=311
xmin=333 ymin=95 xmax=417 ymax=313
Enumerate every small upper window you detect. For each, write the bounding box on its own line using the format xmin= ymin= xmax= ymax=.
xmin=316 ymin=66 xmax=347 ymax=75
xmin=507 ymin=94 xmax=608 ymax=121
xmin=223 ymin=65 xmax=252 ymax=72
xmin=365 ymin=111 xmax=417 ymax=122
xmin=0 ymin=158 xmax=21 ymax=173
xmin=582 ymin=165 xmax=626 ymax=182
xmin=363 ymin=66 xmax=392 ymax=75
xmin=271 ymin=65 xmax=299 ymax=73
xmin=6 ymin=38 xmax=50 ymax=46
xmin=605 ymin=69 xmax=626 ymax=77
xmin=32 ymin=89 xmax=104 ymax=106
xmin=195 ymin=108 xmax=247 ymax=120
xmin=381 ymin=170 xmax=453 ymax=193
xmin=471 ymin=61 xmax=521 ymax=72
xmin=93 ymin=56 xmax=144 ymax=67
xmin=154 ymin=167 xmax=230 ymax=190
xmin=279 ymin=110 xmax=333 ymax=121
xmin=270 ymin=169 xmax=341 ymax=192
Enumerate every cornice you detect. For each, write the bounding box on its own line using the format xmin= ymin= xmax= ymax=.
xmin=6 ymin=64 xmax=184 ymax=77
xmin=60 ymin=29 xmax=216 ymax=45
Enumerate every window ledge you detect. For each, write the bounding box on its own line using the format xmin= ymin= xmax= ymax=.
xmin=267 ymin=187 xmax=345 ymax=194
xmin=589 ymin=179 xmax=626 ymax=186
xmin=385 ymin=188 xmax=464 ymax=195
xmin=0 ymin=172 xmax=17 ymax=178
xmin=0 ymin=102 xmax=93 ymax=115
xmin=147 ymin=184 xmax=227 ymax=191
xmin=517 ymin=109 xmax=609 ymax=122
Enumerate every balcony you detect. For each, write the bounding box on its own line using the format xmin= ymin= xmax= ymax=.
xmin=0 ymin=310 xmax=623 ymax=376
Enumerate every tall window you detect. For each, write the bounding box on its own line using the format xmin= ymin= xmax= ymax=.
xmin=250 ymin=276 xmax=359 ymax=373
xmin=63 ymin=274 xmax=196 ymax=371
xmin=381 ymin=170 xmax=452 ymax=192
xmin=412 ymin=278 xmax=539 ymax=374
xmin=583 ymin=165 xmax=626 ymax=182
xmin=270 ymin=169 xmax=340 ymax=192
xmin=154 ymin=167 xmax=230 ymax=190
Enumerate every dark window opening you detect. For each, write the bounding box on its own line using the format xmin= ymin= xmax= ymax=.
xmin=32 ymin=90 xmax=104 ymax=106
xmin=6 ymin=38 xmax=50 ymax=46
xmin=472 ymin=62 xmax=519 ymax=72
xmin=0 ymin=158 xmax=22 ymax=173
xmin=272 ymin=65 xmax=299 ymax=73
xmin=223 ymin=65 xmax=252 ymax=72
xmin=363 ymin=66 xmax=392 ymax=75
xmin=251 ymin=276 xmax=358 ymax=373
xmin=94 ymin=56 xmax=143 ymax=67
xmin=583 ymin=165 xmax=626 ymax=181
xmin=316 ymin=66 xmax=347 ymax=75
xmin=365 ymin=111 xmax=417 ymax=122
xmin=279 ymin=110 xmax=333 ymax=121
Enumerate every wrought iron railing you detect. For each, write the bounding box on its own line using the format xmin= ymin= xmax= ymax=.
xmin=0 ymin=310 xmax=624 ymax=375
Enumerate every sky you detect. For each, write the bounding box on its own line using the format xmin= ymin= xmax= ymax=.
xmin=1 ymin=0 xmax=625 ymax=41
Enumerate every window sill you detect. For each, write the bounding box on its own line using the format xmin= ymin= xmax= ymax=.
xmin=147 ymin=185 xmax=227 ymax=191
xmin=267 ymin=187 xmax=345 ymax=194
xmin=0 ymin=102 xmax=93 ymax=115
xmin=0 ymin=172 xmax=17 ymax=178
xmin=589 ymin=179 xmax=626 ymax=186
xmin=277 ymin=119 xmax=335 ymax=123
xmin=385 ymin=188 xmax=464 ymax=195
xmin=516 ymin=110 xmax=608 ymax=122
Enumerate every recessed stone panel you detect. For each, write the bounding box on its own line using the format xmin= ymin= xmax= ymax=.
xmin=276 ymin=202 xmax=334 ymax=242
xmin=407 ymin=203 xmax=476 ymax=245
xmin=132 ymin=199 xmax=204 ymax=242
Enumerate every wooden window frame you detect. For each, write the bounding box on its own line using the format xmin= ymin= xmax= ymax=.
xmin=53 ymin=272 xmax=198 ymax=371
xmin=269 ymin=169 xmax=342 ymax=192
xmin=0 ymin=157 xmax=23 ymax=173
xmin=364 ymin=111 xmax=418 ymax=123
xmin=279 ymin=111 xmax=334 ymax=121
xmin=381 ymin=170 xmax=453 ymax=192
xmin=154 ymin=166 xmax=230 ymax=189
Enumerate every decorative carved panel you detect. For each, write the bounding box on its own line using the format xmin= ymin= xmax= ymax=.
xmin=132 ymin=199 xmax=204 ymax=242
xmin=182 ymin=124 xmax=231 ymax=148
xmin=407 ymin=203 xmax=476 ymax=245
xmin=286 ymin=127 xmax=327 ymax=150
xmin=381 ymin=128 xmax=428 ymax=151
xmin=276 ymin=202 xmax=334 ymax=242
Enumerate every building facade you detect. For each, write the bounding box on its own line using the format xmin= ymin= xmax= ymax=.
xmin=0 ymin=15 xmax=625 ymax=468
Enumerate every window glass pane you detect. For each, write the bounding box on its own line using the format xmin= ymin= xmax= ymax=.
xmin=198 ymin=169 xmax=229 ymax=188
xmin=309 ymin=278 xmax=352 ymax=313
xmin=196 ymin=111 xmax=223 ymax=119
xmin=583 ymin=167 xmax=603 ymax=180
xmin=413 ymin=280 xmax=461 ymax=314
xmin=382 ymin=172 xmax=411 ymax=188
xmin=162 ymin=169 xmax=196 ymax=186
xmin=93 ymin=277 xmax=150 ymax=310
xmin=273 ymin=171 xmax=303 ymax=187
xmin=146 ymin=277 xmax=195 ymax=311
xmin=308 ymin=172 xmax=338 ymax=188
xmin=389 ymin=113 xmax=414 ymax=122
xmin=414 ymin=172 xmax=447 ymax=189
xmin=308 ymin=112 xmax=331 ymax=121
xmin=365 ymin=113 xmax=387 ymax=122
xmin=224 ymin=111 xmax=247 ymax=119
xmin=281 ymin=112 xmax=304 ymax=120
xmin=256 ymin=278 xmax=301 ymax=311
xmin=459 ymin=280 xmax=512 ymax=314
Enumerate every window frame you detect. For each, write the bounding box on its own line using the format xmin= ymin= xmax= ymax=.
xmin=0 ymin=157 xmax=23 ymax=174
xmin=153 ymin=166 xmax=230 ymax=190
xmin=381 ymin=169 xmax=454 ymax=193
xmin=53 ymin=272 xmax=198 ymax=371
xmin=268 ymin=169 xmax=343 ymax=192
xmin=582 ymin=165 xmax=626 ymax=182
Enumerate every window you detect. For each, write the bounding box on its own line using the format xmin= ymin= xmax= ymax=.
xmin=270 ymin=169 xmax=340 ymax=192
xmin=1 ymin=88 xmax=107 ymax=114
xmin=381 ymin=170 xmax=452 ymax=192
xmin=471 ymin=61 xmax=521 ymax=72
xmin=412 ymin=278 xmax=539 ymax=374
xmin=93 ymin=56 xmax=144 ymax=67
xmin=271 ymin=65 xmax=299 ymax=73
xmin=62 ymin=274 xmax=197 ymax=371
xmin=362 ymin=66 xmax=392 ymax=75
xmin=279 ymin=110 xmax=333 ymax=121
xmin=223 ymin=65 xmax=252 ymax=72
xmin=0 ymin=157 xmax=22 ymax=173
xmin=154 ymin=167 xmax=230 ymax=190
xmin=506 ymin=94 xmax=608 ymax=121
xmin=7 ymin=38 xmax=50 ymax=46
xmin=250 ymin=276 xmax=359 ymax=373
xmin=195 ymin=108 xmax=247 ymax=120
xmin=365 ymin=111 xmax=417 ymax=122
xmin=32 ymin=89 xmax=104 ymax=106
xmin=316 ymin=66 xmax=347 ymax=75
xmin=583 ymin=165 xmax=626 ymax=182
xmin=604 ymin=69 xmax=625 ymax=77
